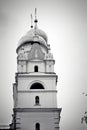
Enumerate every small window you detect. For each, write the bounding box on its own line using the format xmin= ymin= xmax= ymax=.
xmin=35 ymin=96 xmax=39 ymax=105
xmin=36 ymin=123 xmax=40 ymax=130
xmin=34 ymin=66 xmax=38 ymax=72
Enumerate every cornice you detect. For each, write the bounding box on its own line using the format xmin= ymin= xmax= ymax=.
xmin=14 ymin=108 xmax=62 ymax=113
xmin=16 ymin=72 xmax=57 ymax=78
xmin=17 ymin=90 xmax=57 ymax=93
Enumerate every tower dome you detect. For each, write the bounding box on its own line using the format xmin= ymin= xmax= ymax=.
xmin=27 ymin=28 xmax=48 ymax=42
xmin=17 ymin=28 xmax=48 ymax=52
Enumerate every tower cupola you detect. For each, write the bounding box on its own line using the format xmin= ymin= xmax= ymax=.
xmin=17 ymin=8 xmax=48 ymax=53
xmin=17 ymin=28 xmax=48 ymax=53
xmin=16 ymin=9 xmax=55 ymax=74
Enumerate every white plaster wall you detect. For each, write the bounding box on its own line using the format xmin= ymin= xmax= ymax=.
xmin=27 ymin=61 xmax=45 ymax=72
xmin=17 ymin=92 xmax=57 ymax=108
xmin=16 ymin=112 xmax=60 ymax=130
xmin=18 ymin=61 xmax=26 ymax=72
xmin=46 ymin=61 xmax=54 ymax=73
xmin=51 ymin=64 xmax=54 ymax=72
xmin=22 ymin=64 xmax=26 ymax=72
xmin=17 ymin=75 xmax=57 ymax=91
xmin=46 ymin=64 xmax=54 ymax=72
xmin=18 ymin=60 xmax=54 ymax=73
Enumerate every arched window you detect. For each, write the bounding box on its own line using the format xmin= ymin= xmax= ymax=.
xmin=30 ymin=83 xmax=44 ymax=89
xmin=35 ymin=96 xmax=39 ymax=105
xmin=36 ymin=123 xmax=40 ymax=130
xmin=34 ymin=66 xmax=38 ymax=72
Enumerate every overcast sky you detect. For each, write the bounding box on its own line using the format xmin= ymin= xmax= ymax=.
xmin=0 ymin=0 xmax=87 ymax=130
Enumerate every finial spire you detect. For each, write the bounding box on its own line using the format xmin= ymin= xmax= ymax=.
xmin=30 ymin=14 xmax=33 ymax=28
xmin=35 ymin=8 xmax=37 ymax=20
xmin=34 ymin=8 xmax=38 ymax=29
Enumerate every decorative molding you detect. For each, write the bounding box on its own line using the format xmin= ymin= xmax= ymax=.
xmin=14 ymin=108 xmax=62 ymax=113
xmin=17 ymin=90 xmax=57 ymax=93
xmin=17 ymin=73 xmax=57 ymax=78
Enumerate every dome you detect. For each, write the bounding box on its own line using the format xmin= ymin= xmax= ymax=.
xmin=27 ymin=28 xmax=48 ymax=42
xmin=17 ymin=28 xmax=48 ymax=52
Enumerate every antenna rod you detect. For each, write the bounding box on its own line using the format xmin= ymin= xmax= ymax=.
xmin=34 ymin=8 xmax=38 ymax=29
xmin=30 ymin=14 xmax=33 ymax=28
xmin=35 ymin=8 xmax=37 ymax=21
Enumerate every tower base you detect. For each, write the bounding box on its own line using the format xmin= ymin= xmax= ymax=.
xmin=12 ymin=108 xmax=62 ymax=130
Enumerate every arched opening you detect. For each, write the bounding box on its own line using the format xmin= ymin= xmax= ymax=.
xmin=34 ymin=65 xmax=38 ymax=72
xmin=36 ymin=123 xmax=40 ymax=130
xmin=30 ymin=82 xmax=44 ymax=89
xmin=35 ymin=96 xmax=39 ymax=105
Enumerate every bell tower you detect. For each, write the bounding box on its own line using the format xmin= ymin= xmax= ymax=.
xmin=12 ymin=10 xmax=62 ymax=130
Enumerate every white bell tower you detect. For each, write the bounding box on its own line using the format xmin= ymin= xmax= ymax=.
xmin=12 ymin=9 xmax=62 ymax=130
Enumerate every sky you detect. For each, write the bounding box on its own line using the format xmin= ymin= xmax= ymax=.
xmin=0 ymin=0 xmax=87 ymax=130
